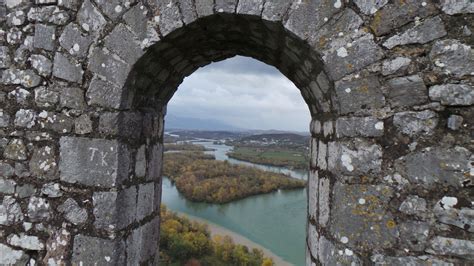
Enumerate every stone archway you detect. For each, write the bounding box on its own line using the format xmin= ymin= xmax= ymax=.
xmin=1 ymin=0 xmax=473 ymax=265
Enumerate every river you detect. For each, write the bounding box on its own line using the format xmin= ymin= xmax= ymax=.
xmin=161 ymin=141 xmax=307 ymax=266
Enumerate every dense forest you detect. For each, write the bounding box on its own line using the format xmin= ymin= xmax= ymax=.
xmin=227 ymin=146 xmax=308 ymax=170
xmin=163 ymin=151 xmax=306 ymax=203
xmin=160 ymin=205 xmax=274 ymax=266
xmin=164 ymin=143 xmax=212 ymax=152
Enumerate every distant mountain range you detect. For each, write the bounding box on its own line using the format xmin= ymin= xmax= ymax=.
xmin=164 ymin=114 xmax=241 ymax=131
xmin=164 ymin=114 xmax=310 ymax=135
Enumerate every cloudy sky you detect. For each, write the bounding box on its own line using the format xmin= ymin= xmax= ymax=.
xmin=167 ymin=56 xmax=311 ymax=132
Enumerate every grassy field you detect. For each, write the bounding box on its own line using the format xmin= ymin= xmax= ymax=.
xmin=227 ymin=146 xmax=308 ymax=170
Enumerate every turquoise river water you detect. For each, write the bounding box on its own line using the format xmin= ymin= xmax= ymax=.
xmin=161 ymin=141 xmax=307 ymax=266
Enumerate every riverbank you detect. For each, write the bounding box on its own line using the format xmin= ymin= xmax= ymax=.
xmin=177 ymin=212 xmax=292 ymax=266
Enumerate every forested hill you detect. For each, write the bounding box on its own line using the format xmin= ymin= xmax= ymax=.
xmin=239 ymin=133 xmax=309 ymax=146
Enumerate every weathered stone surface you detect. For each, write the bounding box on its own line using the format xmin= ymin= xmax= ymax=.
xmin=37 ymin=111 xmax=74 ymax=133
xmin=383 ymin=16 xmax=447 ymax=49
xmin=28 ymin=6 xmax=69 ymax=25
xmin=8 ymin=88 xmax=31 ymax=105
xmin=30 ymin=54 xmax=52 ymax=77
xmin=395 ymin=146 xmax=471 ymax=188
xmin=330 ymin=183 xmax=397 ymax=251
xmin=93 ymin=186 xmax=137 ymax=230
xmin=317 ymin=234 xmax=361 ymax=265
xmin=94 ymin=0 xmax=129 ymax=20
xmin=86 ymin=76 xmax=127 ymax=109
xmin=324 ymin=34 xmax=384 ymax=81
xmin=335 ymin=75 xmax=385 ymax=115
xmin=126 ymin=217 xmax=160 ymax=265
xmin=387 ymin=75 xmax=428 ymax=108
xmin=29 ymin=146 xmax=57 ymax=180
xmin=236 ymin=0 xmax=263 ymax=15
xmin=41 ymin=183 xmax=62 ymax=198
xmin=430 ymin=39 xmax=474 ymax=78
xmin=88 ymin=47 xmax=131 ymax=87
xmin=382 ymin=57 xmax=411 ymax=76
xmin=33 ymin=24 xmax=56 ymax=51
xmin=285 ymin=0 xmax=339 ymax=42
xmin=399 ymin=221 xmax=430 ymax=251
xmin=0 ymin=178 xmax=16 ymax=194
xmin=53 ymin=53 xmax=83 ymax=83
xmin=0 ymin=109 xmax=10 ymax=128
xmin=261 ymin=1 xmax=290 ymax=21
xmin=58 ymin=198 xmax=88 ymax=225
xmin=372 ymin=254 xmax=453 ymax=266
xmin=27 ymin=197 xmax=51 ymax=222
xmin=155 ymin=0 xmax=183 ymax=37
xmin=0 ymin=46 xmax=11 ymax=69
xmin=195 ymin=0 xmax=214 ymax=17
xmin=353 ymin=0 xmax=388 ymax=15
xmin=1 ymin=69 xmax=42 ymax=88
xmin=447 ymin=115 xmax=464 ymax=130
xmin=336 ymin=117 xmax=384 ymax=137
xmin=57 ymin=0 xmax=80 ymax=10
xmin=327 ymin=139 xmax=382 ymax=176
xmin=105 ymin=24 xmax=144 ymax=64
xmin=75 ymin=114 xmax=93 ymax=135
xmin=434 ymin=198 xmax=473 ymax=232
xmin=135 ymin=145 xmax=146 ymax=178
xmin=99 ymin=112 xmax=142 ymax=139
xmin=427 ymin=236 xmax=474 ymax=259
xmin=0 ymin=243 xmax=29 ymax=265
xmin=4 ymin=139 xmax=27 ymax=161
xmin=393 ymin=110 xmax=438 ymax=136
xmin=16 ymin=184 xmax=36 ymax=198
xmin=137 ymin=182 xmax=154 ymax=221
xmin=59 ymin=23 xmax=94 ymax=58
xmin=72 ymin=235 xmax=125 ymax=265
xmin=370 ymin=0 xmax=437 ymax=36
xmin=123 ymin=3 xmax=148 ymax=39
xmin=59 ymin=86 xmax=85 ymax=109
xmin=0 ymin=162 xmax=15 ymax=178
xmin=146 ymin=143 xmax=163 ymax=181
xmin=7 ymin=233 xmax=44 ymax=250
xmin=77 ymin=0 xmax=107 ymax=34
xmin=34 ymin=86 xmax=59 ymax=108
xmin=399 ymin=195 xmax=428 ymax=217
xmin=429 ymin=84 xmax=474 ymax=106
xmin=59 ymin=137 xmax=131 ymax=187
xmin=441 ymin=0 xmax=474 ymax=15
xmin=0 ymin=196 xmax=24 ymax=225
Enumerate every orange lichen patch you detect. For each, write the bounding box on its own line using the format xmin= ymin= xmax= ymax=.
xmin=386 ymin=220 xmax=396 ymax=229
xmin=357 ymin=85 xmax=369 ymax=93
xmin=319 ymin=37 xmax=328 ymax=48
xmin=346 ymin=64 xmax=353 ymax=70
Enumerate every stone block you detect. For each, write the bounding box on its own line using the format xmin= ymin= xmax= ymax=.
xmin=41 ymin=183 xmax=62 ymax=198
xmin=327 ymin=138 xmax=382 ymax=176
xmin=37 ymin=111 xmax=74 ymax=133
xmin=335 ymin=75 xmax=385 ymax=115
xmin=99 ymin=112 xmax=143 ymax=139
xmin=447 ymin=115 xmax=464 ymax=130
xmin=0 ymin=196 xmax=24 ymax=225
xmin=135 ymin=145 xmax=146 ymax=178
xmin=353 ymin=0 xmax=388 ymax=15
xmin=0 ymin=46 xmax=11 ymax=69
xmin=7 ymin=233 xmax=44 ymax=250
xmin=29 ymin=146 xmax=57 ymax=180
xmin=372 ymin=255 xmax=452 ymax=265
xmin=0 ymin=178 xmax=16 ymax=194
xmin=72 ymin=235 xmax=126 ymax=265
xmin=59 ymin=86 xmax=85 ymax=110
xmin=386 ymin=75 xmax=428 ymax=108
xmin=434 ymin=198 xmax=473 ymax=233
xmin=0 ymin=243 xmax=29 ymax=265
xmin=370 ymin=0 xmax=437 ymax=36
xmin=395 ymin=146 xmax=471 ymax=188
xmin=53 ymin=53 xmax=83 ymax=83
xmin=126 ymin=216 xmax=159 ymax=265
xmin=123 ymin=4 xmax=148 ymax=40
xmin=427 ymin=237 xmax=474 ymax=259
xmin=382 ymin=57 xmax=411 ymax=76
xmin=30 ymin=54 xmax=53 ymax=77
xmin=383 ymin=16 xmax=446 ymax=49
xmin=324 ymin=34 xmax=384 ymax=81
xmin=86 ymin=76 xmax=129 ymax=110
xmin=94 ymin=0 xmax=129 ymax=20
xmin=330 ymin=182 xmax=397 ymax=251
xmin=59 ymin=23 xmax=94 ymax=58
xmin=57 ymin=198 xmax=88 ymax=225
xmin=236 ymin=0 xmax=263 ymax=15
xmin=59 ymin=137 xmax=131 ymax=188
xmin=262 ymin=1 xmax=291 ymax=21
xmin=77 ymin=0 xmax=107 ymax=34
xmin=399 ymin=221 xmax=430 ymax=251
xmin=429 ymin=84 xmax=474 ymax=106
xmin=0 ymin=109 xmax=10 ymax=128
xmin=3 ymin=139 xmax=27 ymax=161
xmin=399 ymin=195 xmax=427 ymax=217
xmin=2 ymin=69 xmax=42 ymax=88
xmin=155 ymin=0 xmax=183 ymax=36
xmin=393 ymin=110 xmax=438 ymax=136
xmin=137 ymin=182 xmax=154 ymax=221
xmin=33 ymin=24 xmax=56 ymax=51
xmin=195 ymin=0 xmax=214 ymax=17
xmin=336 ymin=117 xmax=384 ymax=137
xmin=430 ymin=39 xmax=474 ymax=78
xmin=440 ymin=0 xmax=474 ymax=14
xmin=105 ymin=24 xmax=144 ymax=64
xmin=146 ymin=143 xmax=163 ymax=181
xmin=93 ymin=186 xmax=137 ymax=230
xmin=215 ymin=0 xmax=237 ymax=13
xmin=74 ymin=114 xmax=93 ymax=135
xmin=27 ymin=197 xmax=51 ymax=222
xmin=318 ymin=234 xmax=361 ymax=265
xmin=88 ymin=47 xmax=131 ymax=87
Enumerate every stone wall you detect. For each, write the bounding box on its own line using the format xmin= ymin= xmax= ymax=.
xmin=0 ymin=0 xmax=473 ymax=265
